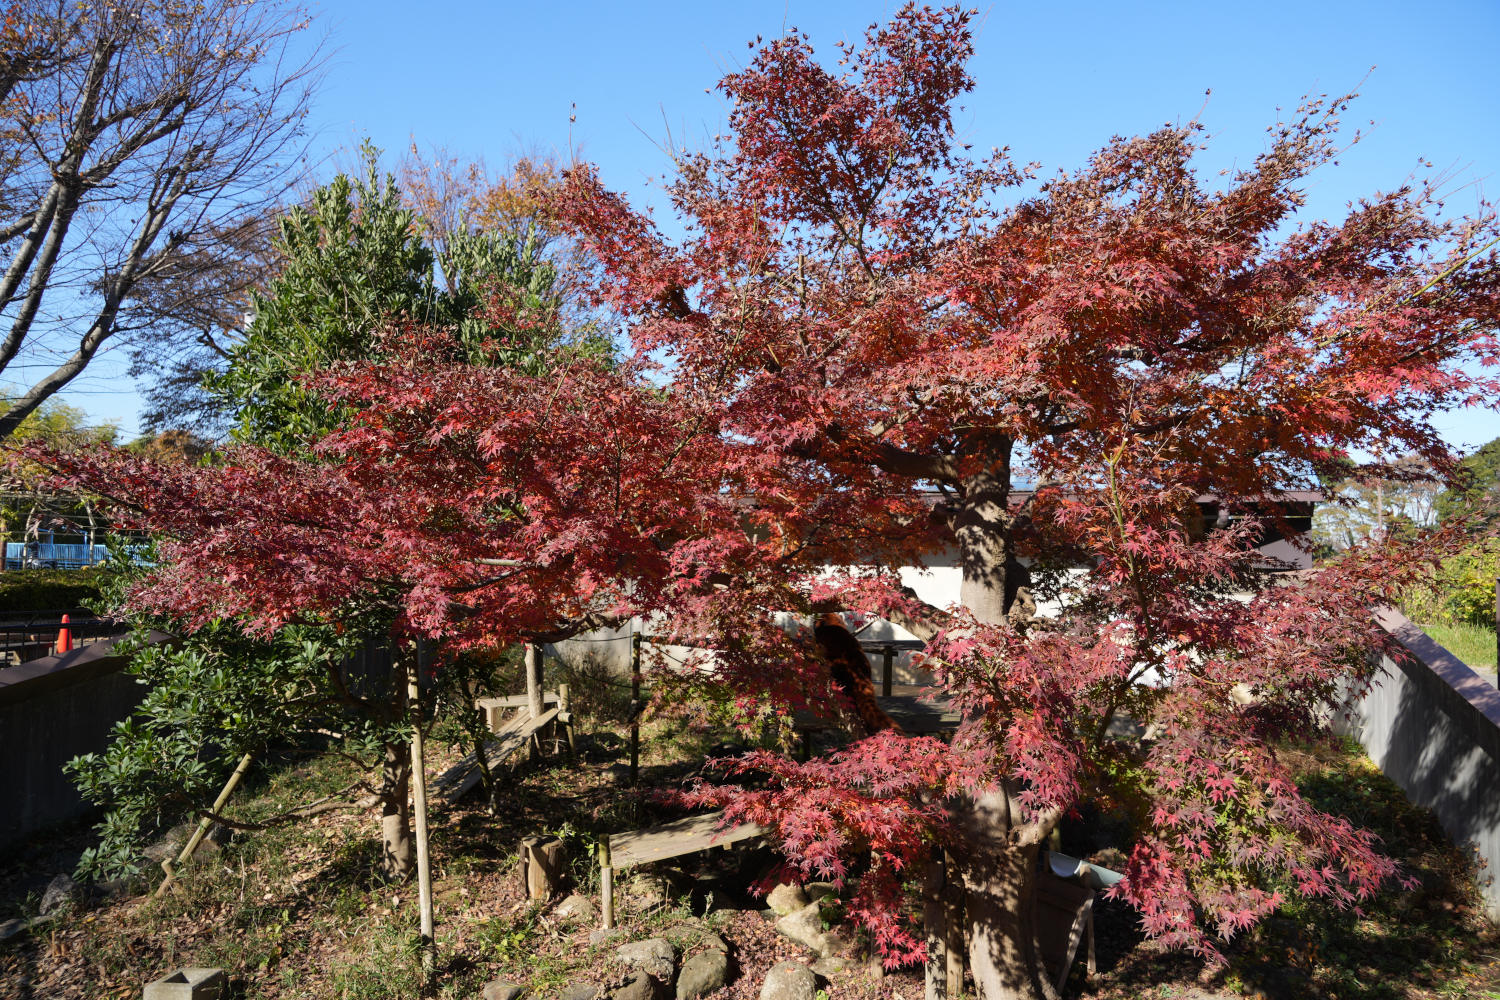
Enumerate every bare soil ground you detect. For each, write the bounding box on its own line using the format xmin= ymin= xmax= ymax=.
xmin=1 ymin=710 xmax=1496 ymax=999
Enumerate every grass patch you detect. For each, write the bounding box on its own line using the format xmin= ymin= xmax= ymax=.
xmin=1421 ymin=622 xmax=1498 ymax=672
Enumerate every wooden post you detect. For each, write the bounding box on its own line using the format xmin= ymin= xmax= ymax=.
xmin=923 ymin=849 xmax=947 ymax=1000
xmin=407 ymin=655 xmax=435 ymax=976
xmin=524 ymin=642 xmax=544 ymax=720
xmin=629 ymin=632 xmax=642 ymax=786
xmin=943 ymin=848 xmax=965 ymax=995
xmin=156 ymin=752 xmax=253 ymax=898
xmin=525 ymin=642 xmax=544 ymax=760
xmin=881 ymin=645 xmax=894 ymax=697
xmin=558 ymin=683 xmax=576 ymax=759
xmin=599 ymin=837 xmax=615 ymax=929
xmin=520 ymin=835 xmax=568 ymax=900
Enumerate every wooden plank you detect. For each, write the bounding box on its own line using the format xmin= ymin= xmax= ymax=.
xmin=432 ymin=707 xmax=560 ymax=804
xmin=608 ymin=810 xmax=764 ymax=871
xmin=476 ymin=691 xmax=559 ymax=710
xmin=1035 ymin=872 xmax=1094 ymax=990
xmin=793 ymin=692 xmax=961 ymax=736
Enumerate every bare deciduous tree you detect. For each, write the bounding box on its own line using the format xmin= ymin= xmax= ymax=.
xmin=0 ymin=0 xmax=323 ymax=440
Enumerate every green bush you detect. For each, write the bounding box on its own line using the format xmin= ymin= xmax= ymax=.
xmin=1402 ymin=537 xmax=1500 ymax=628
xmin=0 ymin=568 xmax=108 ymax=613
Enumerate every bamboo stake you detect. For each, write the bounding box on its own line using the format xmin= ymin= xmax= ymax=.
xmin=407 ymin=654 xmax=435 ymax=976
xmin=599 ymin=837 xmax=615 ymax=929
xmin=629 ymin=633 xmax=642 ymax=786
xmin=156 ymin=752 xmax=253 ymax=898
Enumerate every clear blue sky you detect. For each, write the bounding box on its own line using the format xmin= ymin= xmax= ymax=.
xmin=68 ymin=0 xmax=1500 ymax=449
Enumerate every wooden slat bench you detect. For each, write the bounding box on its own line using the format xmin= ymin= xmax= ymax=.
xmin=597 ymin=810 xmax=764 ymax=928
xmin=432 ymin=692 xmax=570 ymax=805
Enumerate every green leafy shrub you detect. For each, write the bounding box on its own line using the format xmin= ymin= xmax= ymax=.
xmin=0 ymin=567 xmax=107 ymax=613
xmin=1402 ymin=537 xmax=1500 ymax=628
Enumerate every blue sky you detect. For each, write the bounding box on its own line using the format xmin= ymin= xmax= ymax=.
xmin=66 ymin=0 xmax=1499 ymax=449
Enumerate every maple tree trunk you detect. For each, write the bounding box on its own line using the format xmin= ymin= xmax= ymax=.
xmin=956 ymin=465 xmax=1014 ymax=624
xmin=960 ymin=817 xmax=1054 ymax=1000
xmin=955 ymin=458 xmax=1057 ymax=1000
xmin=378 ymin=741 xmax=413 ymax=879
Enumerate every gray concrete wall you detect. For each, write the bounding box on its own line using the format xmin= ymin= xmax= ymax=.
xmin=551 ymin=616 xmax=937 ymax=686
xmin=1337 ymin=607 xmax=1500 ymax=922
xmin=0 ymin=641 xmax=144 ymax=847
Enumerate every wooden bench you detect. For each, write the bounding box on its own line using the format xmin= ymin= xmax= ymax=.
xmin=597 ymin=810 xmax=764 ymax=928
xmin=431 ymin=688 xmax=574 ymax=806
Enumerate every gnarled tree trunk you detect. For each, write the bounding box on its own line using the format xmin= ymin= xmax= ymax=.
xmin=952 ymin=454 xmax=1061 ymax=1000
xmin=957 ymin=791 xmax=1060 ymax=1000
xmin=378 ymin=741 xmax=413 ymax=878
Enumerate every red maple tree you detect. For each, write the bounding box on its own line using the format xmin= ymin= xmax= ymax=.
xmin=546 ymin=5 xmax=1499 ymax=995
xmin=25 ymin=6 xmax=1500 ymax=999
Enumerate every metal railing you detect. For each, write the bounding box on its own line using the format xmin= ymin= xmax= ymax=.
xmin=0 ymin=609 xmax=129 ymax=665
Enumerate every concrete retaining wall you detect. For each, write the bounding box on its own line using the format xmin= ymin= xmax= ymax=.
xmin=0 ymin=641 xmax=145 ymax=847
xmin=1338 ymin=607 xmax=1500 ymax=922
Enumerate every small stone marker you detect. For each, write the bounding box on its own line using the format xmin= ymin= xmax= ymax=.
xmin=774 ymin=901 xmax=838 ymax=958
xmin=554 ymin=892 xmax=597 ymax=923
xmin=616 ymin=937 xmax=677 ymax=981
xmin=143 ymin=967 xmax=227 ymax=1000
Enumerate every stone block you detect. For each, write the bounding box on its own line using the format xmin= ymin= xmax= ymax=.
xmin=143 ymin=967 xmax=227 ymax=1000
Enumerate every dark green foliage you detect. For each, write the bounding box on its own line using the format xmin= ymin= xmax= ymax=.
xmin=65 ymin=623 xmax=389 ymax=880
xmin=205 ymin=143 xmax=573 ymax=454
xmin=0 ymin=568 xmax=107 ymax=613
xmin=69 ymin=148 xmax=583 ymax=881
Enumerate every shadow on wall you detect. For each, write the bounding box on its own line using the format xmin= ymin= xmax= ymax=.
xmin=1339 ymin=607 xmax=1500 ymax=924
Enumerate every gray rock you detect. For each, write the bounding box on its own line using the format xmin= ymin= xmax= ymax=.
xmin=773 ymin=901 xmax=836 ymax=958
xmin=662 ymin=921 xmax=727 ymax=954
xmin=625 ymin=873 xmax=673 ymax=910
xmin=0 ymin=918 xmax=26 ymax=942
xmin=482 ymin=980 xmax=525 ymax=1000
xmin=92 ymin=877 xmax=136 ymax=902
xmin=611 ymin=973 xmax=662 ymax=1000
xmin=142 ymin=822 xmax=193 ymax=864
xmin=616 ymin=937 xmax=676 ymax=981
xmin=555 ymin=893 xmax=597 ymax=924
xmin=760 ymin=961 xmax=817 ymax=1000
xmin=675 ymin=948 xmax=728 ymax=999
xmin=804 ymin=882 xmax=838 ymax=902
xmin=765 ymin=882 xmax=810 ymax=916
xmin=589 ymin=927 xmax=626 ymax=947
xmin=39 ymin=874 xmax=81 ymax=915
xmin=810 ymin=956 xmax=849 ymax=977
xmin=561 ymin=986 xmax=600 ymax=1000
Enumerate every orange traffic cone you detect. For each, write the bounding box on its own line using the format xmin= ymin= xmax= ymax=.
xmin=55 ymin=613 xmax=72 ymax=654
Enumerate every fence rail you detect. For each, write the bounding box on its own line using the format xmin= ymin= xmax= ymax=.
xmin=3 ymin=541 xmax=111 ymax=570
xmin=0 ymin=610 xmax=128 ymax=665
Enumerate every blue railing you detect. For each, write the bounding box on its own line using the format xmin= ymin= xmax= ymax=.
xmin=3 ymin=542 xmax=111 ymax=570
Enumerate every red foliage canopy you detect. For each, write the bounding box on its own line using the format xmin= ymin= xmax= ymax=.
xmin=27 ymin=4 xmax=1500 ymax=990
